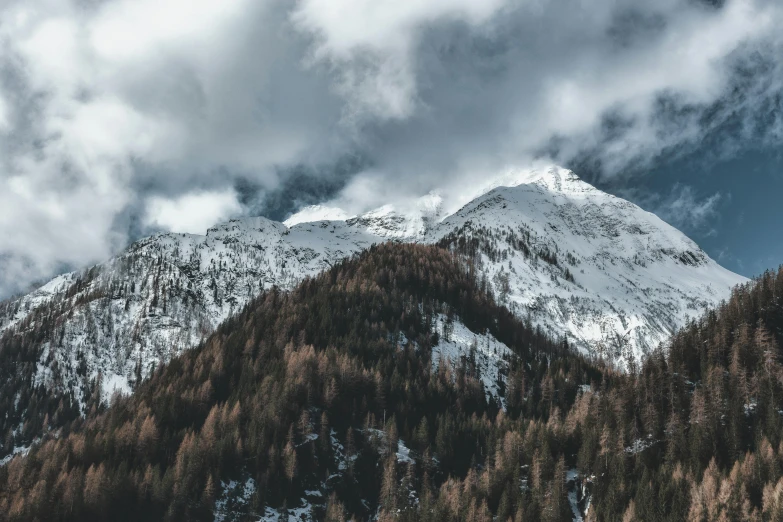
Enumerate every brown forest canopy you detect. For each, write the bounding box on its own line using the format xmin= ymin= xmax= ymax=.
xmin=1 ymin=243 xmax=783 ymax=521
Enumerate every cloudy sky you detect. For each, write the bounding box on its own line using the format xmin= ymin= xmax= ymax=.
xmin=0 ymin=0 xmax=782 ymax=298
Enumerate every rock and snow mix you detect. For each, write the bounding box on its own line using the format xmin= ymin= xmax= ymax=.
xmin=0 ymin=166 xmax=746 ymax=408
xmin=426 ymin=168 xmax=745 ymax=367
xmin=567 ymin=468 xmax=593 ymax=522
xmin=213 ymin=478 xmax=257 ymax=522
xmin=0 ymin=443 xmax=33 ymax=467
xmin=431 ymin=314 xmax=512 ymax=406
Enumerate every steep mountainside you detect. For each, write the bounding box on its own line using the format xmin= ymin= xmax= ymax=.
xmin=0 ymin=167 xmax=744 ymax=455
xmin=0 ymin=244 xmax=603 ymax=521
xmin=2 ymin=245 xmax=782 ymax=522
xmin=430 ymin=169 xmax=744 ymax=364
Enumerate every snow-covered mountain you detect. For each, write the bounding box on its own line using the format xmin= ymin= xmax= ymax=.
xmin=0 ymin=166 xmax=746 ymax=409
xmin=427 ymin=168 xmax=746 ymax=365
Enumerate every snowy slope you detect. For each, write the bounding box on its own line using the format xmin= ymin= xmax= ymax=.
xmin=0 ymin=217 xmax=380 ymax=407
xmin=427 ymin=167 xmax=746 ymax=365
xmin=431 ymin=314 xmax=513 ymax=407
xmin=0 ymin=166 xmax=746 ymax=410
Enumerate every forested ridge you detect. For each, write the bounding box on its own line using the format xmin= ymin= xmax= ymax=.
xmin=1 ymin=243 xmax=783 ymax=521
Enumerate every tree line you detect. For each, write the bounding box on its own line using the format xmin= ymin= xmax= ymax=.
xmin=1 ymin=244 xmax=783 ymax=521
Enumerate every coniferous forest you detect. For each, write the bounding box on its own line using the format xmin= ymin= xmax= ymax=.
xmin=2 ymin=243 xmax=783 ymax=521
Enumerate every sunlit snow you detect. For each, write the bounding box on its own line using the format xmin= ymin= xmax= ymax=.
xmin=431 ymin=314 xmax=512 ymax=406
xmin=0 ymin=166 xmax=746 ymax=410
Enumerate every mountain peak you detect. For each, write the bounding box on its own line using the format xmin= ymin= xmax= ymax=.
xmin=0 ymin=165 xmax=746 ymax=422
xmin=206 ymin=216 xmax=286 ymax=242
xmin=283 ymin=205 xmax=354 ymax=227
xmin=343 ymin=192 xmax=445 ymax=242
xmin=474 ymin=165 xmax=580 ymax=195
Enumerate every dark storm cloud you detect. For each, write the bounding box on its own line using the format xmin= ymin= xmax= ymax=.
xmin=234 ymin=154 xmax=368 ymax=222
xmin=0 ymin=0 xmax=782 ymax=296
xmin=302 ymin=0 xmax=783 ymax=210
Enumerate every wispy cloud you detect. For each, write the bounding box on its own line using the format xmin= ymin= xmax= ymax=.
xmin=619 ymin=183 xmax=725 ymax=237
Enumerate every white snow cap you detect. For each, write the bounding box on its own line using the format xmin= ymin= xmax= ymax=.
xmin=1 ymin=164 xmax=747 ymax=409
xmin=283 ymin=205 xmax=354 ymax=227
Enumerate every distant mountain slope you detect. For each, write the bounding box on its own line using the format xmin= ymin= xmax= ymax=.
xmin=0 ymin=166 xmax=745 ymax=455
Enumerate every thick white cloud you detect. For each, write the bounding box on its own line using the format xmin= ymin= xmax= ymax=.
xmin=144 ymin=189 xmax=242 ymax=234
xmin=0 ymin=0 xmax=343 ymax=296
xmin=295 ymin=0 xmax=783 ymax=216
xmin=0 ymin=0 xmax=782 ymax=296
xmin=292 ymin=0 xmax=507 ymax=121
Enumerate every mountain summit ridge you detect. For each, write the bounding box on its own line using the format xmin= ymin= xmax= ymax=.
xmin=0 ymin=166 xmax=746 ymax=411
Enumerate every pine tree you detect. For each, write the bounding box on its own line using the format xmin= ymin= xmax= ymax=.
xmin=380 ymin=456 xmax=397 ymax=511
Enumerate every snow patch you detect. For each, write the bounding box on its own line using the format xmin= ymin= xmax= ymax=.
xmin=214 ymin=478 xmax=256 ymax=522
xmin=567 ymin=469 xmax=583 ymax=522
xmin=258 ymin=500 xmax=315 ymax=522
xmin=625 ymin=437 xmax=658 ymax=455
xmin=396 ymin=439 xmax=415 ymax=464
xmin=102 ymin=373 xmax=132 ymax=403
xmin=431 ymin=314 xmax=512 ymax=407
xmin=0 ymin=444 xmax=34 ymax=467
